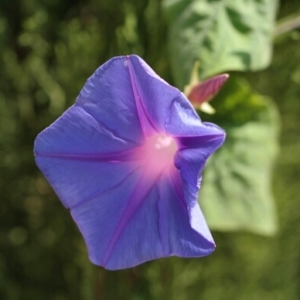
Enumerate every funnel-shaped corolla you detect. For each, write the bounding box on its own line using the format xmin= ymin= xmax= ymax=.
xmin=34 ymin=55 xmax=225 ymax=270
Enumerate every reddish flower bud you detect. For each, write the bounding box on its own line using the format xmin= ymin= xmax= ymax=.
xmin=187 ymin=74 xmax=229 ymax=106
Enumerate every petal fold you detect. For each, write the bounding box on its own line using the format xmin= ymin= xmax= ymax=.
xmin=127 ymin=56 xmax=182 ymax=134
xmin=76 ymin=56 xmax=144 ymax=143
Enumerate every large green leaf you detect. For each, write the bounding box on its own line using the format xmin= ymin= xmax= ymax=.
xmin=163 ymin=0 xmax=278 ymax=88
xmin=199 ymin=77 xmax=280 ymax=235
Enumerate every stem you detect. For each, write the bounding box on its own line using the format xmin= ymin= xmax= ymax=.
xmin=274 ymin=13 xmax=300 ymax=37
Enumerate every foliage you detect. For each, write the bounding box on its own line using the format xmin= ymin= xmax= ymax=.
xmin=0 ymin=0 xmax=299 ymax=299
xmin=200 ymin=77 xmax=279 ymax=235
xmin=163 ymin=0 xmax=279 ymax=87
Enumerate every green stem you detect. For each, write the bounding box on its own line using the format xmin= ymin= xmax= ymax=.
xmin=275 ymin=13 xmax=300 ymax=37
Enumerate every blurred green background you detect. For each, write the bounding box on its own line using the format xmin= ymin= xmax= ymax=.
xmin=0 ymin=0 xmax=300 ymax=299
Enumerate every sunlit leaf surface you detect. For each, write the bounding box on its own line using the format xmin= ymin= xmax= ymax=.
xmin=163 ymin=0 xmax=278 ymax=88
xmin=199 ymin=77 xmax=280 ymax=235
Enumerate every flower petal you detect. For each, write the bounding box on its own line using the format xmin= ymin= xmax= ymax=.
xmin=127 ymin=56 xmax=183 ymax=134
xmin=71 ymin=170 xmax=214 ymax=270
xmin=127 ymin=56 xmax=223 ymax=139
xmin=165 ymin=95 xmax=225 ymax=137
xmin=76 ymin=56 xmax=144 ymax=143
xmin=35 ymin=105 xmax=139 ymax=208
xmin=175 ymin=128 xmax=226 ymax=207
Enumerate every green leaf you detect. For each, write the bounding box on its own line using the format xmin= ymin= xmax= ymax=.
xmin=199 ymin=77 xmax=280 ymax=235
xmin=163 ymin=0 xmax=279 ymax=88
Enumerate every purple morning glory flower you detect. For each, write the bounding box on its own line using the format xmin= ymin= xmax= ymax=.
xmin=34 ymin=55 xmax=225 ymax=270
